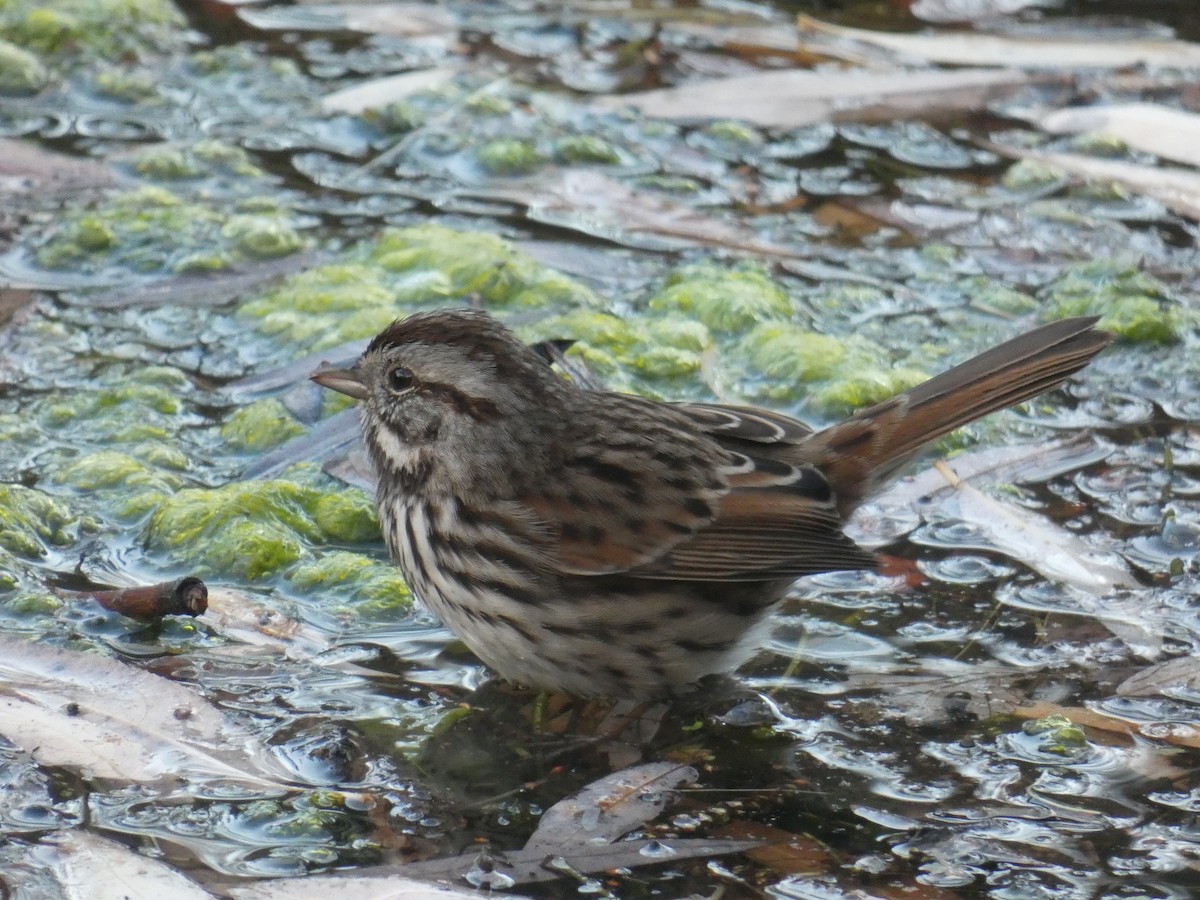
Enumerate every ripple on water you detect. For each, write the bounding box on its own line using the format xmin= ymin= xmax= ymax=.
xmin=919 ymin=553 xmax=1015 ymax=585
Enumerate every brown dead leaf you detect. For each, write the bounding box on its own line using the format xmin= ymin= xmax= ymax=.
xmin=0 ymin=138 xmax=117 ymax=195
xmin=0 ymin=286 xmax=32 ymax=331
xmin=75 ymin=577 xmax=208 ymax=621
xmin=712 ymin=821 xmax=833 ymax=875
xmin=1014 ymin=700 xmax=1200 ymax=750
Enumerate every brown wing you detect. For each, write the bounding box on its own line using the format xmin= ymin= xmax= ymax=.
xmin=519 ymin=393 xmax=731 ymax=575
xmin=521 ymin=395 xmax=875 ymax=582
xmin=634 ymin=446 xmax=877 ymax=581
xmin=673 ymin=401 xmax=816 ymax=443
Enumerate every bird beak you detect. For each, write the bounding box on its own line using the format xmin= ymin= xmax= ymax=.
xmin=311 ymin=366 xmax=369 ymax=401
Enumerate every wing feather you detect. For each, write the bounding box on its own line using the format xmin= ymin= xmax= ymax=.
xmin=516 ymin=393 xmax=874 ymax=582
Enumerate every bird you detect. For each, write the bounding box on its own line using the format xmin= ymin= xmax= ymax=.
xmin=311 ymin=309 xmax=1111 ymax=697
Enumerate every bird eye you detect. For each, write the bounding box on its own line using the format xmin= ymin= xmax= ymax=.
xmin=386 ymin=365 xmax=414 ymax=393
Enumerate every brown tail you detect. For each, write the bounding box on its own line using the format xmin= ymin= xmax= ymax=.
xmin=812 ymin=316 xmax=1113 ymax=514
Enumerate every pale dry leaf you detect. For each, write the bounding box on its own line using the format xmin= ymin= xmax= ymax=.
xmin=322 ymin=66 xmax=461 ymax=115
xmin=911 ymin=0 xmax=1061 ymax=24
xmin=241 ymin=3 xmax=456 ymax=41
xmin=203 ymin=588 xmax=322 ymax=655
xmin=1117 ymin=656 xmax=1200 ymax=697
xmin=796 ymin=13 xmax=1200 ymax=68
xmin=525 ymin=760 xmax=699 ymax=853
xmin=0 ymin=636 xmax=293 ymax=791
xmin=229 ymin=872 xmax=528 ymax=900
xmin=1038 ymin=103 xmax=1200 ymax=169
xmin=996 ymin=145 xmax=1200 ymax=220
xmin=668 ymin=22 xmax=803 ymax=56
xmin=594 ymin=67 xmax=1034 ymax=128
xmin=398 ymin=838 xmax=762 ymax=885
xmin=932 ymin=460 xmax=1136 ymax=595
xmin=48 ymin=831 xmax=214 ymax=900
xmin=846 ymin=436 xmax=1111 ymax=548
xmin=465 ymin=169 xmax=808 ymax=256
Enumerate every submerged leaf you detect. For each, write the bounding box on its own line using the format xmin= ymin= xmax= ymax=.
xmin=930 ymin=460 xmax=1135 ymax=595
xmin=526 ymin=761 xmax=699 ymax=853
xmin=0 ymin=636 xmax=294 ymax=791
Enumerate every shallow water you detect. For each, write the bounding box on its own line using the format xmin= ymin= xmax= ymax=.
xmin=0 ymin=0 xmax=1199 ymax=897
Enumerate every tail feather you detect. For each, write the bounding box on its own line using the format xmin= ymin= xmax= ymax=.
xmin=813 ymin=316 xmax=1112 ymax=513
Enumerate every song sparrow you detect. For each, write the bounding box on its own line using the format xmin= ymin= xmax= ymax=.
xmin=312 ymin=310 xmax=1111 ymax=697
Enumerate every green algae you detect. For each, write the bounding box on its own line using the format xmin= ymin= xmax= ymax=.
xmin=145 ymin=481 xmax=316 ymax=580
xmin=648 ymin=264 xmax=792 ymax=332
xmin=741 ymin=324 xmax=855 ymax=385
xmin=143 ymin=475 xmax=382 ymax=582
xmin=0 ymin=38 xmax=47 ymax=93
xmin=134 ymin=146 xmax=204 ymax=179
xmin=734 ymin=320 xmax=930 ymax=414
xmin=0 ymin=485 xmax=76 ymax=560
xmin=6 ymin=7 xmax=80 ymax=54
xmin=370 ymin=225 xmax=553 ymax=302
xmin=701 ymin=120 xmax=764 ymax=146
xmin=554 ymin=135 xmax=621 ymax=165
xmin=1000 ymin=159 xmax=1066 ymax=192
xmin=0 ymin=0 xmax=184 ymax=60
xmin=54 ymin=450 xmax=173 ymax=491
xmin=36 ymin=183 xmax=303 ymax=276
xmin=238 ymin=225 xmax=599 ymax=352
xmin=220 ymin=399 xmax=306 ymax=454
xmin=0 ymin=0 xmax=184 ymax=70
xmin=522 ymin=310 xmax=713 ymax=390
xmin=312 ymin=492 xmax=379 ymax=544
xmin=52 ymin=451 xmax=183 ymax=524
xmin=221 ymin=215 xmax=304 ymax=259
xmin=288 ymin=551 xmax=411 ymax=615
xmin=1 ymin=588 xmax=62 ymax=620
xmin=807 ymin=366 xmax=930 ymax=413
xmin=477 ymin=138 xmax=544 ymax=176
xmin=93 ymin=64 xmax=157 ymax=100
xmin=35 ymin=380 xmax=186 ymax=449
xmin=1023 ymin=713 xmax=1089 ymax=757
xmin=1041 ymin=262 xmax=1182 ymax=343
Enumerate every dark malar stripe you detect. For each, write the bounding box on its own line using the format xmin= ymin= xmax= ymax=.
xmin=421 ymin=382 xmax=501 ymax=422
